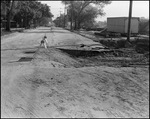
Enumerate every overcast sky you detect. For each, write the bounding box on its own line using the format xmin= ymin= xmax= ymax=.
xmin=40 ymin=1 xmax=149 ymax=21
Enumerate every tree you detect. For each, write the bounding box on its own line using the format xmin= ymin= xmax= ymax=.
xmin=1 ymin=1 xmax=7 ymax=19
xmin=40 ymin=4 xmax=53 ymax=18
xmin=53 ymin=14 xmax=67 ymax=27
xmin=39 ymin=17 xmax=51 ymax=26
xmin=2 ymin=0 xmax=15 ymax=31
xmin=13 ymin=1 xmax=53 ymax=28
xmin=62 ymin=0 xmax=111 ymax=30
xmin=78 ymin=5 xmax=101 ymax=29
xmin=93 ymin=21 xmax=107 ymax=28
xmin=2 ymin=1 xmax=53 ymax=30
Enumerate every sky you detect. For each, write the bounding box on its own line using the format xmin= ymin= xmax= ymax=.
xmin=40 ymin=1 xmax=149 ymax=22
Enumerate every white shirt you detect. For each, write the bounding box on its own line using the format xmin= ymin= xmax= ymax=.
xmin=42 ymin=37 xmax=48 ymax=44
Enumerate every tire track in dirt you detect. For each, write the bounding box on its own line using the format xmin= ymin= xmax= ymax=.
xmin=74 ymin=67 xmax=149 ymax=117
xmin=1 ymin=27 xmax=149 ymax=118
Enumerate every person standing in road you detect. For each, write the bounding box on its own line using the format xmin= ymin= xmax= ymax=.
xmin=40 ymin=35 xmax=48 ymax=49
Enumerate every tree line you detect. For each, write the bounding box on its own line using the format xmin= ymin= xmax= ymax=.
xmin=53 ymin=1 xmax=111 ymax=30
xmin=1 ymin=0 xmax=53 ymax=31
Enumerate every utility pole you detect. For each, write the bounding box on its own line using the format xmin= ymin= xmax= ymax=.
xmin=59 ymin=11 xmax=62 ymax=27
xmin=71 ymin=1 xmax=73 ymax=30
xmin=127 ymin=0 xmax=133 ymax=42
xmin=64 ymin=2 xmax=66 ymax=28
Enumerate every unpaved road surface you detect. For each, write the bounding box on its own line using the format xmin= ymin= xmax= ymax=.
xmin=1 ymin=27 xmax=149 ymax=118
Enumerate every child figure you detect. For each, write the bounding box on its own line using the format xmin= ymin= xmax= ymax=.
xmin=40 ymin=35 xmax=48 ymax=49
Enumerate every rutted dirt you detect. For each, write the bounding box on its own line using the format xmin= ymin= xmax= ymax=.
xmin=1 ymin=27 xmax=149 ymax=118
xmin=1 ymin=63 xmax=149 ymax=118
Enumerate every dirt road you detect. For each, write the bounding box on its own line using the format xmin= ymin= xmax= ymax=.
xmin=1 ymin=27 xmax=149 ymax=118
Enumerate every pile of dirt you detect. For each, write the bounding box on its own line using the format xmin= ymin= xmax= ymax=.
xmin=98 ymin=37 xmax=149 ymax=53
xmin=99 ymin=39 xmax=127 ymax=49
xmin=55 ymin=38 xmax=149 ymax=68
xmin=135 ymin=37 xmax=149 ymax=53
xmin=63 ymin=47 xmax=149 ymax=67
